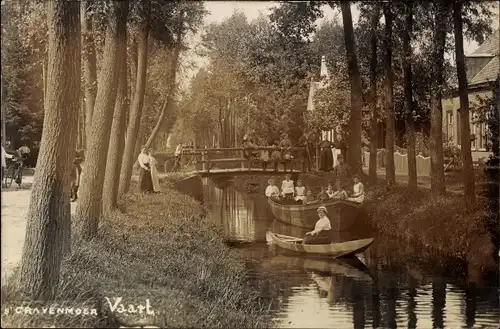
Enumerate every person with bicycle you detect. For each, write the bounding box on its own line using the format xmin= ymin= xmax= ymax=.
xmin=2 ymin=141 xmax=14 ymax=186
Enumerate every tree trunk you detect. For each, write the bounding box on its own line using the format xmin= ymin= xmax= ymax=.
xmin=102 ymin=7 xmax=130 ymax=214
xmin=339 ymin=1 xmax=364 ymax=175
xmin=403 ymin=1 xmax=417 ymax=189
xmin=144 ymin=11 xmax=184 ymax=149
xmin=18 ymin=0 xmax=80 ymax=300
xmin=128 ymin=34 xmax=138 ymax=121
xmin=368 ymin=6 xmax=380 ymax=184
xmin=429 ymin=2 xmax=447 ymax=196
xmin=81 ymin=0 xmax=97 ymax=150
xmin=75 ymin=1 xmax=128 ymax=240
xmin=383 ymin=3 xmax=396 ymax=185
xmin=453 ymin=1 xmax=475 ymax=207
xmin=118 ymin=1 xmax=150 ymax=196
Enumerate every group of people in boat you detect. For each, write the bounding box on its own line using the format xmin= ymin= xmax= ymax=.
xmin=265 ymin=173 xmax=365 ymax=204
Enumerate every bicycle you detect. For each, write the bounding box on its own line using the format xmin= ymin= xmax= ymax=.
xmin=3 ymin=157 xmax=24 ymax=188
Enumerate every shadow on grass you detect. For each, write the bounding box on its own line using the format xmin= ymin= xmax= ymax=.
xmin=1 ymin=182 xmax=276 ymax=328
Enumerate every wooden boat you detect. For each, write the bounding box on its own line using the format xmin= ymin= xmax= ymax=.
xmin=267 ymin=232 xmax=374 ymax=258
xmin=267 ymin=197 xmax=364 ymax=230
xmin=268 ymin=254 xmax=373 ymax=281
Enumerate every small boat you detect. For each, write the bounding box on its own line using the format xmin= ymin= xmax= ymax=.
xmin=267 ymin=197 xmax=364 ymax=230
xmin=267 ymin=232 xmax=374 ymax=258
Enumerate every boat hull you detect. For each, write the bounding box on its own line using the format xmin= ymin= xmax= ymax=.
xmin=268 ymin=232 xmax=374 ymax=258
xmin=267 ymin=198 xmax=363 ymax=230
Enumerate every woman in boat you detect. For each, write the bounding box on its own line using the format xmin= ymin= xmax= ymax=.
xmin=302 ymin=189 xmax=317 ymax=205
xmin=281 ymin=174 xmax=294 ymax=199
xmin=302 ymin=206 xmax=332 ymax=245
xmin=348 ymin=175 xmax=365 ymax=203
xmin=148 ymin=150 xmax=161 ymax=193
xmin=138 ymin=147 xmax=154 ymax=193
xmin=325 ymin=183 xmax=335 ymax=199
xmin=331 ymin=179 xmax=348 ymax=200
xmin=265 ymin=178 xmax=280 ymax=198
xmin=317 ymin=186 xmax=328 ymax=202
xmin=294 ymin=180 xmax=306 ymax=202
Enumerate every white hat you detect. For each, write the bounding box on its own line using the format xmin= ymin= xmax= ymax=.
xmin=317 ymin=206 xmax=327 ymax=214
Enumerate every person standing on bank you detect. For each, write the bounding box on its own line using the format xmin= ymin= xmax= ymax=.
xmin=138 ymin=147 xmax=154 ymax=193
xmin=70 ymin=155 xmax=83 ymax=202
xmin=148 ymin=149 xmax=161 ymax=193
xmin=173 ymin=143 xmax=183 ymax=172
xmin=302 ymin=206 xmax=332 ymax=245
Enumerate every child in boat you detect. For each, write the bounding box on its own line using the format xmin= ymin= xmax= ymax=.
xmin=331 ymin=179 xmax=348 ymax=200
xmin=317 ymin=186 xmax=328 ymax=202
xmin=302 ymin=189 xmax=317 ymax=205
xmin=348 ymin=175 xmax=365 ymax=203
xmin=302 ymin=206 xmax=332 ymax=245
xmin=294 ymin=180 xmax=306 ymax=202
xmin=326 ymin=183 xmax=335 ymax=199
xmin=265 ymin=178 xmax=280 ymax=198
xmin=281 ymin=174 xmax=294 ymax=199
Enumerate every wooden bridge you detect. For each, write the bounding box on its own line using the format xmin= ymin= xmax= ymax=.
xmin=173 ymin=146 xmax=310 ymax=177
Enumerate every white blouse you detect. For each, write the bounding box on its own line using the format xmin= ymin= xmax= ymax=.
xmin=295 ymin=186 xmax=305 ymax=197
xmin=311 ymin=216 xmax=331 ymax=234
xmin=265 ymin=185 xmax=280 ymax=197
xmin=138 ymin=153 xmax=150 ymax=170
xmin=281 ymin=180 xmax=294 ymax=195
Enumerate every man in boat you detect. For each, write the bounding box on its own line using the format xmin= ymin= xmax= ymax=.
xmin=302 ymin=206 xmax=332 ymax=245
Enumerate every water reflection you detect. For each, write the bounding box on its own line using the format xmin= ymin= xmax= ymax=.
xmin=202 ymin=180 xmax=500 ymax=329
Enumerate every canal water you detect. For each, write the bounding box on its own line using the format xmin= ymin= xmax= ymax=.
xmin=201 ymin=178 xmax=499 ymax=329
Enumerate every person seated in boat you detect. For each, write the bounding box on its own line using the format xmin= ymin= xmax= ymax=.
xmin=325 ymin=183 xmax=335 ymax=199
xmin=294 ymin=180 xmax=306 ymax=202
xmin=331 ymin=179 xmax=348 ymax=200
xmin=265 ymin=178 xmax=280 ymax=199
xmin=302 ymin=206 xmax=332 ymax=245
xmin=317 ymin=186 xmax=328 ymax=202
xmin=281 ymin=174 xmax=294 ymax=199
xmin=347 ymin=175 xmax=365 ymax=203
xmin=302 ymin=189 xmax=317 ymax=205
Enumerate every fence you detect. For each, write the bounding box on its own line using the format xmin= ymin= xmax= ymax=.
xmin=363 ymin=149 xmax=431 ymax=176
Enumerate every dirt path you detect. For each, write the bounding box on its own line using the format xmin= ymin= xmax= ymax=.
xmin=1 ymin=176 xmax=77 ymax=281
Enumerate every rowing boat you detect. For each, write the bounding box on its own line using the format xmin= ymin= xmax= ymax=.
xmin=267 ymin=197 xmax=364 ymax=230
xmin=267 ymin=232 xmax=374 ymax=257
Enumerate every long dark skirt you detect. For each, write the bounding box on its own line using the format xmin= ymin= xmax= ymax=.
xmin=302 ymin=230 xmax=332 ymax=245
xmin=139 ymin=167 xmax=154 ymax=193
xmin=319 ymin=148 xmax=333 ymax=171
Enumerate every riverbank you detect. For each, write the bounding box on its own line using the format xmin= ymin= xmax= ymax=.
xmin=1 ymin=180 xmax=275 ymax=328
xmin=232 ymin=170 xmax=498 ymax=276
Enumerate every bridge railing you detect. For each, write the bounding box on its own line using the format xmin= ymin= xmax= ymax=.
xmin=184 ymin=146 xmax=308 ymax=172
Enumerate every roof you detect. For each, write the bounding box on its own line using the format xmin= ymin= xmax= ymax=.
xmin=471 ymin=29 xmax=499 ymax=56
xmin=470 ymin=55 xmax=499 ymax=85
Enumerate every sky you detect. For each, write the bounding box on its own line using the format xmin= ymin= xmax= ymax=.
xmin=181 ymin=1 xmax=500 ymax=88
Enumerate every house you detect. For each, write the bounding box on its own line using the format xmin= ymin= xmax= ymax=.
xmin=441 ymin=29 xmax=499 ymax=161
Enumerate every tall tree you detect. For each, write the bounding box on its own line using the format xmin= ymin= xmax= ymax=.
xmin=337 ymin=1 xmax=364 ymax=175
xmin=75 ymin=0 xmax=129 ymax=239
xmin=102 ymin=5 xmax=130 ymax=214
xmin=429 ymin=1 xmax=448 ymax=196
xmin=81 ymin=0 xmax=97 ymax=150
xmin=402 ymin=1 xmax=417 ymax=189
xmin=144 ymin=9 xmax=184 ymax=148
xmin=383 ymin=2 xmax=396 ymax=185
xmin=453 ymin=0 xmax=475 ymax=206
xmin=119 ymin=0 xmax=150 ymax=196
xmin=368 ymin=5 xmax=380 ymax=184
xmin=18 ymin=0 xmax=80 ymax=300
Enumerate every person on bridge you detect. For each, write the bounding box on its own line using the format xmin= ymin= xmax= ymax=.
xmin=280 ymin=134 xmax=293 ymax=172
xmin=319 ymin=140 xmax=333 ymax=172
xmin=302 ymin=206 xmax=332 ymax=245
xmin=270 ymin=141 xmax=281 ymax=171
xmin=242 ymin=134 xmax=258 ymax=159
xmin=333 ymin=154 xmax=349 ymax=187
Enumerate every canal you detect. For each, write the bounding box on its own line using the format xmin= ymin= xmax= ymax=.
xmin=201 ymin=177 xmax=499 ymax=329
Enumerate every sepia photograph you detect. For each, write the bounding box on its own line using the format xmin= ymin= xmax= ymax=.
xmin=1 ymin=0 xmax=499 ymax=328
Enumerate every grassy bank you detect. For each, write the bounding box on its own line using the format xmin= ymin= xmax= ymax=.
xmin=1 ymin=181 xmax=275 ymax=328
